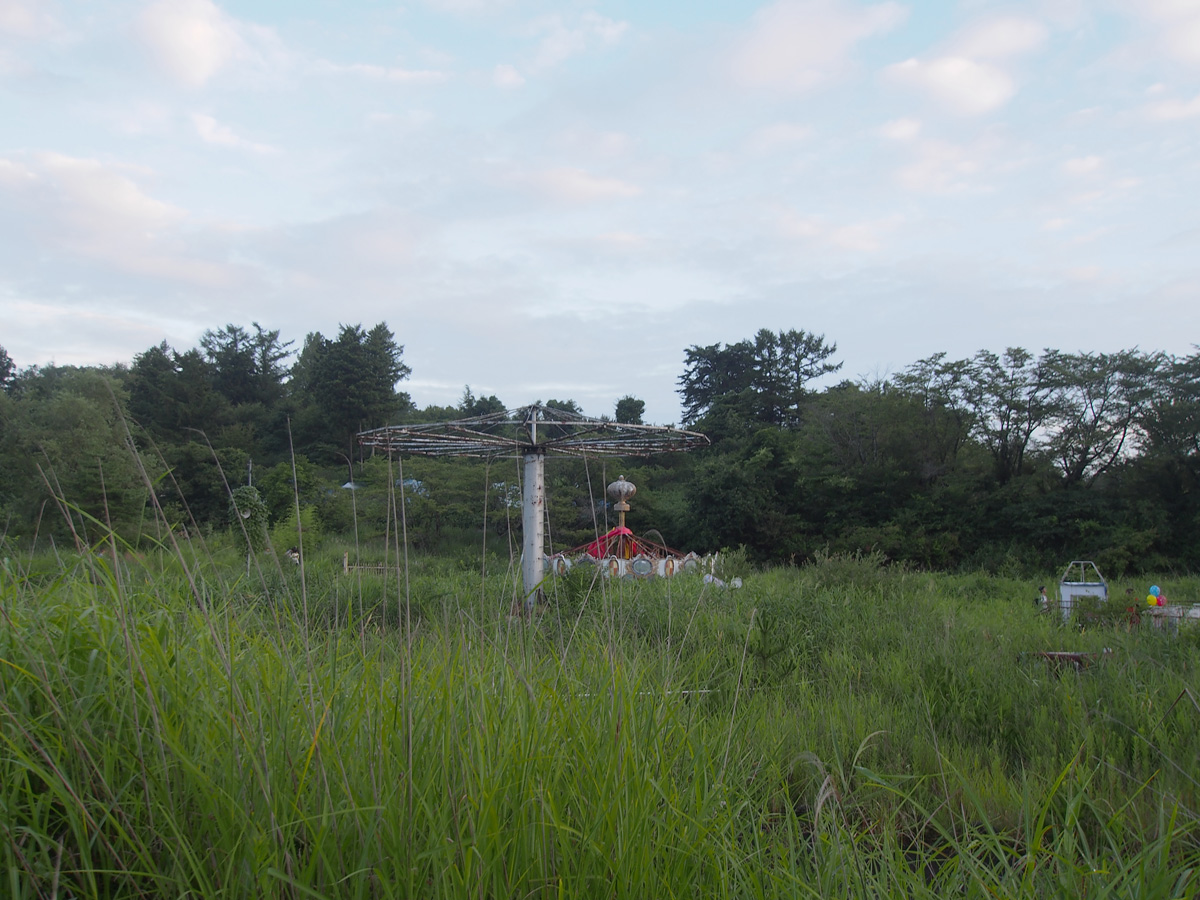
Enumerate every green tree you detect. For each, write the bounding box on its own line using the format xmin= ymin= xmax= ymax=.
xmin=892 ymin=353 xmax=975 ymax=483
xmin=257 ymin=456 xmax=322 ymax=522
xmin=678 ymin=329 xmax=840 ymax=428
xmin=459 ymin=386 xmax=506 ymax=417
xmin=677 ymin=339 xmax=757 ymax=426
xmin=127 ymin=342 xmax=229 ymax=440
xmin=0 ymin=345 xmax=14 ymax=394
xmin=542 ymin=398 xmax=582 ymax=414
xmin=1141 ymin=348 xmax=1200 ymax=458
xmin=201 ymin=323 xmax=293 ymax=408
xmin=289 ymin=323 xmax=413 ymax=459
xmin=614 ymin=396 xmax=645 ymax=425
xmin=201 ymin=324 xmax=256 ymax=406
xmin=1044 ymin=349 xmax=1162 ymax=486
xmin=0 ymin=366 xmax=151 ymax=544
xmin=228 ymin=484 xmax=269 ymax=554
xmin=962 ymin=348 xmax=1055 ymax=485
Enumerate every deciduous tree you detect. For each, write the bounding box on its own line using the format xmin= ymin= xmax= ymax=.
xmin=962 ymin=348 xmax=1055 ymax=484
xmin=1044 ymin=349 xmax=1162 ymax=486
xmin=678 ymin=329 xmax=840 ymax=428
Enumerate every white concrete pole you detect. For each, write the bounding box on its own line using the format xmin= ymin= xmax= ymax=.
xmin=521 ymin=448 xmax=545 ymax=609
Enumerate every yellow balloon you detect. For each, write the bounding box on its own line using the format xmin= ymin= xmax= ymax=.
xmin=1146 ymin=597 xmax=1156 ymax=606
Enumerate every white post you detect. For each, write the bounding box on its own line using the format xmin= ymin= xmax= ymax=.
xmin=522 ymin=448 xmax=545 ymax=610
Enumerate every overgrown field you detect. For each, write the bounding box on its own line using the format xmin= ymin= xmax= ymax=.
xmin=1 ymin=543 xmax=1198 ymax=898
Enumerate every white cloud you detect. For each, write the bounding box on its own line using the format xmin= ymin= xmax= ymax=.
xmin=1145 ymin=92 xmax=1200 ymax=119
xmin=887 ymin=56 xmax=1015 ymax=115
xmin=192 ymin=113 xmax=277 ymax=154
xmin=419 ymin=0 xmax=515 ymax=13
xmin=136 ymin=0 xmax=286 ymax=87
xmin=777 ymin=209 xmax=899 ymax=252
xmin=730 ymin=0 xmax=906 ymax=91
xmin=1064 ymin=265 xmax=1108 ymax=282
xmin=1117 ymin=0 xmax=1200 ymax=67
xmin=316 ymin=60 xmax=446 ymax=84
xmin=0 ymin=0 xmax=56 ymax=37
xmin=137 ymin=0 xmax=242 ymax=87
xmin=524 ymin=11 xmax=628 ymax=73
xmin=894 ymin=138 xmax=991 ymax=192
xmin=0 ymin=152 xmax=237 ymax=287
xmin=0 ymin=157 xmax=35 ymax=188
xmin=531 ymin=167 xmax=641 ymax=202
xmin=35 ymin=153 xmax=180 ymax=230
xmin=492 ymin=63 xmax=525 ymax=88
xmin=886 ymin=15 xmax=1047 ymax=115
xmin=878 ymin=117 xmax=921 ymax=140
xmin=553 ymin=128 xmax=635 ymax=159
xmin=89 ymin=101 xmax=174 ymax=137
xmin=1062 ymin=155 xmax=1102 ymax=176
xmin=953 ymin=16 xmax=1048 ymax=59
xmin=744 ymin=122 xmax=812 ymax=154
xmin=1167 ymin=20 xmax=1200 ymax=66
xmin=594 ymin=231 xmax=647 ymax=249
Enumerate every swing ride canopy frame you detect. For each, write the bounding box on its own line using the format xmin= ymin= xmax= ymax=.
xmin=358 ymin=404 xmax=709 ymax=607
xmin=357 ymin=403 xmax=709 ymax=458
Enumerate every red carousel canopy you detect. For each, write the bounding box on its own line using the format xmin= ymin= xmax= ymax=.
xmin=585 ymin=526 xmax=639 ymax=559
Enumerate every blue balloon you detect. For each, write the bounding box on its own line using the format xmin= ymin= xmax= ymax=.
xmin=1149 ymin=585 xmax=1161 ymax=597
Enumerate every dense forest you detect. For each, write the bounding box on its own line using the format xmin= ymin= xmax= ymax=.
xmin=1 ymin=325 xmax=1198 ymax=576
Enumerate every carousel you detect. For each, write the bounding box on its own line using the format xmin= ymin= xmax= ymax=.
xmin=359 ymin=403 xmax=708 ymax=608
xmin=546 ymin=476 xmax=708 ymax=579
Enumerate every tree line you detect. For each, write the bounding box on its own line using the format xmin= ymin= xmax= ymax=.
xmin=671 ymin=330 xmax=1199 ymax=575
xmin=1 ymin=324 xmax=1197 ymax=576
xmin=0 ymin=322 xmax=418 ymax=544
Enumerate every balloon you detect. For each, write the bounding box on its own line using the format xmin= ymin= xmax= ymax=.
xmin=1146 ymin=597 xmax=1156 ymax=606
xmin=1149 ymin=585 xmax=1161 ymax=597
xmin=1158 ymin=596 xmax=1166 ymax=607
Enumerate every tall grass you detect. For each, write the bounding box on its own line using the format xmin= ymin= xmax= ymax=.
xmin=1 ymin=541 xmax=1197 ymax=897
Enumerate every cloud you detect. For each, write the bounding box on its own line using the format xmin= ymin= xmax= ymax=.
xmin=136 ymin=0 xmax=285 ymax=87
xmin=744 ymin=122 xmax=812 ymax=154
xmin=893 ymin=138 xmax=990 ymax=192
xmin=0 ymin=298 xmax=179 ymax=369
xmin=0 ymin=152 xmax=238 ymax=287
xmin=524 ymin=11 xmax=628 ymax=73
xmin=777 ymin=209 xmax=899 ymax=252
xmin=1145 ymin=92 xmax=1200 ymax=119
xmin=553 ymin=128 xmax=635 ymax=159
xmin=191 ymin=113 xmax=277 ymax=154
xmin=492 ymin=63 xmax=525 ymax=88
xmin=886 ymin=15 xmax=1047 ymax=115
xmin=887 ymin=57 xmax=1014 ymax=115
xmin=1062 ymin=155 xmax=1102 ymax=176
xmin=1119 ymin=0 xmax=1200 ymax=67
xmin=0 ymin=0 xmax=57 ymax=37
xmin=530 ymin=167 xmax=642 ymax=202
xmin=419 ymin=0 xmax=515 ymax=13
xmin=878 ymin=117 xmax=921 ymax=141
xmin=33 ymin=153 xmax=180 ymax=230
xmin=315 ymin=60 xmax=446 ymax=84
xmin=729 ymin=0 xmax=906 ymax=92
xmin=952 ymin=16 xmax=1048 ymax=59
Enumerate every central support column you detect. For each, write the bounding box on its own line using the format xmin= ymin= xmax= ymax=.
xmin=521 ymin=447 xmax=545 ymax=610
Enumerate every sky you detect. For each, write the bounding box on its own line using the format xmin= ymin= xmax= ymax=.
xmin=2 ymin=0 xmax=1199 ymax=425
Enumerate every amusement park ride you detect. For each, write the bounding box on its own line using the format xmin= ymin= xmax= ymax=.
xmin=545 ymin=475 xmax=709 ymax=579
xmin=359 ymin=403 xmax=709 ymax=608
